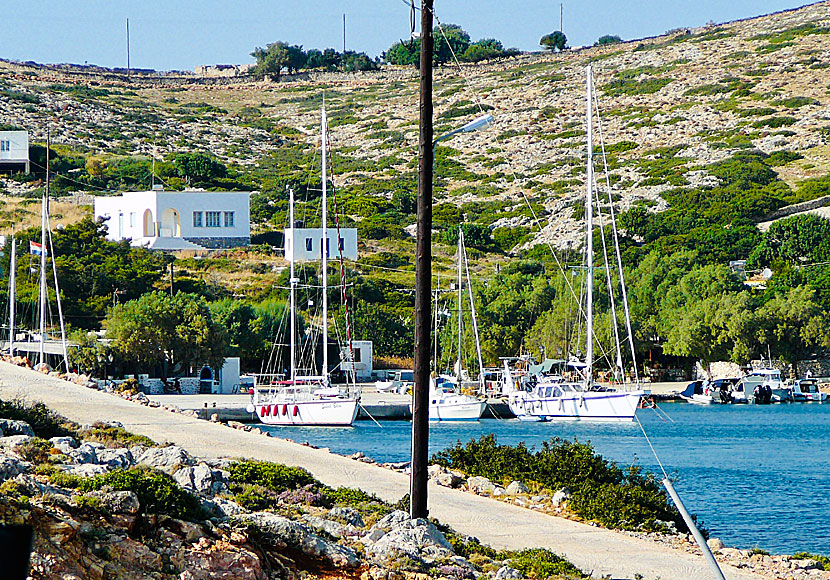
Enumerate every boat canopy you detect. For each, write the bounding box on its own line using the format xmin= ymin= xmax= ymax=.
xmin=529 ymin=358 xmax=566 ymax=374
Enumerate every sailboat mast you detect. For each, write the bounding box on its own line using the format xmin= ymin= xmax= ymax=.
xmin=321 ymin=107 xmax=329 ymax=380
xmin=433 ymin=273 xmax=439 ymax=374
xmin=456 ymin=229 xmax=463 ymax=383
xmin=39 ymin=131 xmax=49 ymax=367
xmin=462 ymin=233 xmax=486 ymax=394
xmin=8 ymin=238 xmax=15 ymax=358
xmin=585 ymin=65 xmax=594 ymax=387
xmin=289 ymin=188 xmax=297 ymax=384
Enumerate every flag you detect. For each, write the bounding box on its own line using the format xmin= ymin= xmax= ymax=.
xmin=29 ymin=241 xmax=47 ymax=256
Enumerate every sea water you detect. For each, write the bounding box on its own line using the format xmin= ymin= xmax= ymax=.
xmin=261 ymin=402 xmax=830 ymax=555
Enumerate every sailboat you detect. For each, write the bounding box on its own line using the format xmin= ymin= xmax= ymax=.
xmin=6 ymin=131 xmax=70 ymax=372
xmin=421 ymin=228 xmax=486 ymax=421
xmin=247 ymin=107 xmax=360 ymax=426
xmin=503 ymin=65 xmax=645 ymax=422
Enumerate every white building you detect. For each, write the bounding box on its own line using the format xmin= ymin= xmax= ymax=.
xmin=0 ymin=131 xmax=29 ymax=174
xmin=285 ymin=227 xmax=358 ymax=262
xmin=94 ymin=189 xmax=250 ymax=251
xmin=342 ymin=341 xmax=373 ymax=381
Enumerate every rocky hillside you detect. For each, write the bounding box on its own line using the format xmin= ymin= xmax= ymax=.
xmin=1 ymin=2 xmax=829 ymax=253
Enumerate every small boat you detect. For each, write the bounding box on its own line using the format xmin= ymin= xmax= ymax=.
xmin=679 ymin=381 xmax=714 ymax=405
xmin=791 ymin=378 xmax=827 ymax=402
xmin=740 ymin=367 xmax=790 ymax=403
xmin=426 ymin=375 xmax=486 ymax=421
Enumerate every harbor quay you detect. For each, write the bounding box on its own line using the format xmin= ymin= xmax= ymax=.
xmin=147 ymin=382 xmax=686 ymax=422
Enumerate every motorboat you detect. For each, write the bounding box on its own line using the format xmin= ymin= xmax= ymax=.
xmin=740 ymin=367 xmax=790 ymax=403
xmin=679 ymin=380 xmax=714 ymax=405
xmin=420 ymin=375 xmax=486 ymax=421
xmin=791 ymin=378 xmax=827 ymax=402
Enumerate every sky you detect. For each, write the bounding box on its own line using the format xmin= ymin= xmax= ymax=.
xmin=0 ymin=1 xmax=815 ymax=71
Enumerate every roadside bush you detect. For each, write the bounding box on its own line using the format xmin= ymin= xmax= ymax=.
xmin=504 ymin=547 xmax=585 ymax=579
xmin=0 ymin=397 xmax=76 ymax=439
xmin=78 ymin=466 xmax=203 ymax=520
xmin=432 ymin=434 xmax=686 ymax=533
xmin=78 ymin=422 xmax=157 ymax=448
xmin=227 ymin=460 xmax=317 ymax=494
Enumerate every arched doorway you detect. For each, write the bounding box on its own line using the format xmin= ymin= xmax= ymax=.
xmin=160 ymin=208 xmax=181 ymax=238
xmin=199 ymin=366 xmax=214 ymax=394
xmin=143 ymin=209 xmax=155 ymax=237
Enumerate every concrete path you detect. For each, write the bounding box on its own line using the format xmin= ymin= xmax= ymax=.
xmin=0 ymin=362 xmax=763 ymax=580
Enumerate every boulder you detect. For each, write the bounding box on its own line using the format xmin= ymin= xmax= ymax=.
xmin=330 ymin=506 xmax=365 ymax=528
xmin=495 ymin=566 xmax=522 ymax=580
xmin=239 ymin=512 xmax=360 ymax=567
xmin=792 ymin=559 xmax=821 ymax=570
xmin=107 ymin=536 xmax=163 ymax=572
xmin=173 ymin=538 xmax=265 ymax=580
xmin=302 ymin=515 xmax=353 ymax=539
xmin=80 ymin=490 xmax=141 ymax=515
xmin=0 ymin=419 xmax=35 ymax=437
xmin=136 ymin=446 xmax=194 ymax=472
xmin=466 ymin=476 xmax=496 ymax=494
xmin=505 ymin=481 xmax=529 ymax=495
xmin=64 ymin=464 xmax=109 ymax=478
xmin=362 ymin=510 xmax=453 ymax=563
xmin=68 ymin=442 xmax=100 ymax=465
xmin=173 ymin=463 xmax=227 ymax=495
xmin=95 ymin=448 xmax=134 ymax=469
xmin=49 ymin=436 xmax=79 ymax=454
xmin=706 ymin=537 xmax=724 ymax=551
xmin=0 ymin=435 xmax=33 ymax=452
xmin=551 ymin=488 xmax=571 ymax=507
xmin=201 ymin=497 xmax=249 ymax=519
xmin=0 ymin=454 xmax=31 ymax=481
xmin=428 ymin=465 xmax=463 ymax=488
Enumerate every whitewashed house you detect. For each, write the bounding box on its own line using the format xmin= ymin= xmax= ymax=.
xmin=94 ymin=189 xmax=250 ymax=251
xmin=0 ymin=130 xmax=30 ymax=174
xmin=284 ymin=227 xmax=358 ymax=262
xmin=342 ymin=340 xmax=373 ymax=381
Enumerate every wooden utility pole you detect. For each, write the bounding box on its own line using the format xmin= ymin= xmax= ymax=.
xmin=560 ymin=3 xmax=563 ymax=32
xmin=410 ymin=0 xmax=433 ymax=521
xmin=343 ymin=14 xmax=347 ymax=54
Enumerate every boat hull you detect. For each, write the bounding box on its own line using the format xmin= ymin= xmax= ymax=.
xmin=252 ymin=399 xmax=359 ymax=426
xmin=508 ymin=390 xmax=645 ymax=422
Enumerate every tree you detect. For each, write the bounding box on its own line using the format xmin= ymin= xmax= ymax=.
xmin=341 ymin=51 xmax=379 ymax=72
xmin=461 ymin=39 xmax=518 ymax=63
xmin=596 ymin=35 xmax=622 ymax=46
xmin=169 ymin=152 xmax=227 ymax=185
xmin=540 ymin=31 xmax=567 ymax=51
xmin=250 ymin=42 xmax=291 ymax=81
xmin=106 ymin=291 xmax=227 ymax=378
xmin=756 ymin=286 xmax=830 ymax=366
xmin=384 ymin=40 xmax=420 ymax=66
xmin=434 ymin=24 xmax=471 ymax=64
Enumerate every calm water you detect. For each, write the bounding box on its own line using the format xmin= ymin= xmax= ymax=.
xmin=261 ymin=402 xmax=830 ymax=555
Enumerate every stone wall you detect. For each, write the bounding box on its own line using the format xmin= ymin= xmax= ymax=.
xmin=761 ymin=195 xmax=830 ymax=222
xmin=184 ymin=236 xmax=250 ymax=249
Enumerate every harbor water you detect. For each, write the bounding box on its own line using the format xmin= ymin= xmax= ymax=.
xmin=261 ymin=401 xmax=830 ymax=555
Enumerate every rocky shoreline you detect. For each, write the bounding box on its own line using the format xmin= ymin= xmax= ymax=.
xmin=2 ymin=357 xmax=828 ymax=579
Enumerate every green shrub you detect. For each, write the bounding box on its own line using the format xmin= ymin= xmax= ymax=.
xmin=232 ymin=483 xmax=276 ymax=511
xmin=432 ymin=435 xmax=686 ymax=533
xmin=49 ymin=470 xmax=83 ymax=489
xmin=78 ymin=467 xmax=203 ymax=520
xmin=227 ymin=460 xmax=317 ymax=494
xmin=114 ymin=377 xmax=140 ymax=395
xmin=324 ymin=486 xmax=384 ymax=509
xmin=14 ymin=438 xmax=55 ymax=464
xmin=504 ymin=548 xmax=585 ymax=579
xmin=752 ymin=116 xmax=796 ymax=128
xmin=0 ymin=398 xmax=76 ymax=439
xmin=792 ymin=552 xmax=829 ymax=569
xmin=78 ymin=422 xmax=157 ymax=448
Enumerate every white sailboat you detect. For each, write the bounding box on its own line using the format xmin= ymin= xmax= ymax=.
xmin=422 ymin=229 xmax=486 ymax=421
xmin=504 ymin=65 xmax=645 ymax=422
xmin=247 ymin=107 xmax=360 ymax=426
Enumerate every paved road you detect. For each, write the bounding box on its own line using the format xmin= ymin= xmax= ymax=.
xmin=0 ymin=363 xmax=762 ymax=580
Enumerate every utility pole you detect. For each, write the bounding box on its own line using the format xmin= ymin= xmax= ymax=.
xmin=343 ymin=14 xmax=347 ymax=54
xmin=126 ymin=18 xmax=131 ymax=80
xmin=410 ymin=0 xmax=434 ymax=521
xmin=560 ymin=3 xmax=563 ymax=32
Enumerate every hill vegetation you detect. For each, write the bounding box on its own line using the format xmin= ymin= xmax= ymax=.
xmin=1 ymin=2 xmax=830 ymax=374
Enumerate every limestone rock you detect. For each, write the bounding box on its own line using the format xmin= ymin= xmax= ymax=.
xmin=64 ymin=464 xmax=109 ymax=477
xmin=793 ymin=559 xmax=821 ymax=570
xmin=466 ymin=476 xmax=495 ymax=494
xmin=505 ymin=481 xmax=529 ymax=495
xmin=173 ymin=463 xmax=227 ymax=495
xmin=428 ymin=464 xmax=464 ymax=488
xmin=49 ymin=436 xmax=79 ymax=454
xmin=0 ymin=453 xmax=31 ymax=481
xmin=201 ymin=497 xmax=249 ymax=519
xmin=95 ymin=448 xmax=134 ymax=469
xmin=551 ymin=488 xmax=571 ymax=507
xmin=495 ymin=565 xmax=522 ymax=580
xmin=81 ymin=490 xmax=141 ymax=515
xmin=68 ymin=442 xmax=100 ymax=464
xmin=303 ymin=515 xmax=352 ymax=539
xmin=330 ymin=506 xmax=365 ymax=528
xmin=240 ymin=512 xmax=360 ymax=567
xmin=362 ymin=510 xmax=453 ymax=563
xmin=136 ymin=446 xmax=194 ymax=472
xmin=0 ymin=419 xmax=35 ymax=437
xmin=0 ymin=434 xmax=33 ymax=452
xmin=706 ymin=537 xmax=724 ymax=551
xmin=173 ymin=538 xmax=266 ymax=580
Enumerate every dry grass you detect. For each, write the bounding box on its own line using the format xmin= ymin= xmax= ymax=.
xmin=0 ymin=197 xmax=90 ymax=235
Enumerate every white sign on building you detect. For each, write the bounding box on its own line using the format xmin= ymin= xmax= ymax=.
xmin=284 ymin=227 xmax=358 ymax=262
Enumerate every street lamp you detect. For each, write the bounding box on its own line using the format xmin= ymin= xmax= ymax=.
xmin=411 ymin=102 xmax=494 ymax=519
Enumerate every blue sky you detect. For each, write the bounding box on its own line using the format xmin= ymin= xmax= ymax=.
xmin=0 ymin=1 xmax=813 ymax=71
